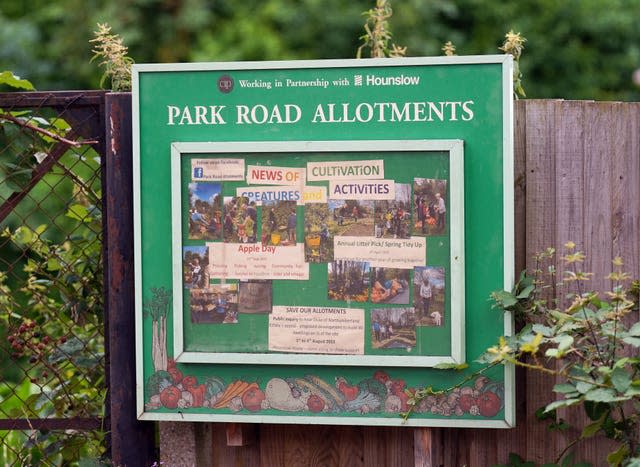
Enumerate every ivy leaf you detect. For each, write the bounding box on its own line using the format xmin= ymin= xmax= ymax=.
xmin=532 ymin=323 xmax=553 ymax=336
xmin=628 ymin=322 xmax=640 ymax=336
xmin=66 ymin=204 xmax=90 ymax=222
xmin=544 ymin=398 xmax=581 ymax=413
xmin=553 ymin=383 xmax=578 ymax=395
xmin=622 ymin=336 xmax=640 ymax=347
xmin=0 ymin=71 xmax=35 ymax=90
xmin=554 ymin=334 xmax=574 ymax=352
xmin=581 ymin=413 xmax=605 ymax=438
xmin=492 ymin=290 xmax=518 ymax=308
xmin=584 ymin=388 xmax=625 ymax=403
xmin=611 ymin=367 xmax=631 ymax=393
xmin=606 ymin=443 xmax=629 ymax=466
xmin=516 ymin=284 xmax=535 ymax=299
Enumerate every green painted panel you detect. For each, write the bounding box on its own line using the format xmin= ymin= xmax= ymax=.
xmin=134 ymin=57 xmax=514 ymax=427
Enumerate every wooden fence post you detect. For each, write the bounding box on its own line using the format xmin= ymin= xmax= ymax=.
xmin=104 ymin=92 xmax=157 ymax=465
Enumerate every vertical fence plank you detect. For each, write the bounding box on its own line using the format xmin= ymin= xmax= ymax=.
xmin=493 ymin=100 xmax=530 ymax=466
xmin=104 ymin=92 xmax=157 ymax=465
xmin=524 ymin=99 xmax=560 ymax=464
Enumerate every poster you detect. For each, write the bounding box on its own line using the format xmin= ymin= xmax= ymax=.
xmin=134 ymin=57 xmax=514 ymax=427
xmin=172 ymin=141 xmax=464 ymax=367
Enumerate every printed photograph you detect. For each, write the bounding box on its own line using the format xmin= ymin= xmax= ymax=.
xmin=370 ymin=307 xmax=416 ymax=350
xmin=183 ymin=246 xmax=209 ymax=289
xmin=303 ymin=203 xmax=333 ymax=263
xmin=238 ymin=280 xmax=272 ymax=314
xmin=373 ymin=183 xmax=411 ymax=239
xmin=223 ymin=196 xmax=257 ymax=244
xmin=412 ymin=178 xmax=448 ymax=236
xmin=188 ymin=182 xmax=222 ymax=240
xmin=189 ymin=283 xmax=239 ymax=324
xmin=326 ymin=199 xmax=375 ymax=237
xmin=371 ymin=268 xmax=410 ymax=304
xmin=413 ymin=266 xmax=446 ymax=326
xmin=327 ymin=260 xmax=370 ymax=303
xmin=261 ymin=200 xmax=297 ymax=246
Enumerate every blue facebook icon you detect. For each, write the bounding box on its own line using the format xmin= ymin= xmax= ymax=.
xmin=193 ymin=167 xmax=204 ymax=178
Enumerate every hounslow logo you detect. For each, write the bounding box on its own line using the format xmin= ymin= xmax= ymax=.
xmin=218 ymin=75 xmax=234 ymax=93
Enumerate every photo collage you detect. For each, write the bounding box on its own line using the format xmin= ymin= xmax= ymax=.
xmin=182 ymin=156 xmax=450 ymax=355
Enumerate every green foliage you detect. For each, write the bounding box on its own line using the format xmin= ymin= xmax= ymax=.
xmin=357 ymin=0 xmax=406 ymax=58
xmin=90 ymin=23 xmax=133 ymax=91
xmin=481 ymin=244 xmax=640 ymax=466
xmin=1 ymin=0 xmax=639 ymax=99
xmin=0 ymin=73 xmax=106 ymax=463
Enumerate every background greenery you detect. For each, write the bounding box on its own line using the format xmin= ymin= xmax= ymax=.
xmin=1 ymin=0 xmax=640 ymax=100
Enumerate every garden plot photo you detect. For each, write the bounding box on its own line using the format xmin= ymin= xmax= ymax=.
xmin=303 ymin=202 xmax=333 ymax=262
xmin=327 ymin=199 xmax=375 ymax=237
xmin=413 ymin=266 xmax=445 ymax=326
xmin=189 ymin=283 xmax=239 ymax=324
xmin=183 ymin=246 xmax=209 ymax=289
xmin=373 ymin=183 xmax=411 ymax=239
xmin=223 ymin=196 xmax=257 ymax=244
xmin=327 ymin=260 xmax=370 ymax=303
xmin=187 ymin=182 xmax=222 ymax=241
xmin=370 ymin=307 xmax=416 ymax=350
xmin=412 ymin=178 xmax=447 ymax=236
xmin=261 ymin=200 xmax=297 ymax=246
xmin=371 ymin=268 xmax=410 ymax=304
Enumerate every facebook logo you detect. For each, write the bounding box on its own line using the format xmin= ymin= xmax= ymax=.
xmin=193 ymin=167 xmax=204 ymax=178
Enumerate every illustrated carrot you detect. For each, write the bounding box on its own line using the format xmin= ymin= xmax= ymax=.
xmin=214 ymin=381 xmax=258 ymax=408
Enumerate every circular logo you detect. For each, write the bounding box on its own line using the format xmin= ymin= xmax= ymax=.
xmin=218 ymin=75 xmax=234 ymax=93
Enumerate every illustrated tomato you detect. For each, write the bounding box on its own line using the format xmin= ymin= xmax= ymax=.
xmin=390 ymin=379 xmax=406 ymax=396
xmin=307 ymin=394 xmax=325 ymax=413
xmin=373 ymin=370 xmax=390 ymax=384
xmin=337 ymin=380 xmax=359 ymax=401
xmin=168 ymin=367 xmax=183 ymax=384
xmin=478 ymin=391 xmax=501 ymax=417
xmin=241 ymin=387 xmax=266 ymax=412
xmin=458 ymin=393 xmax=477 ymax=413
xmin=181 ymin=375 xmax=198 ymax=390
xmin=160 ymin=386 xmax=182 ymax=409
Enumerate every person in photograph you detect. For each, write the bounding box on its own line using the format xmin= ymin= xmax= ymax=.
xmin=419 ymin=275 xmax=433 ymax=318
xmin=372 ymin=320 xmax=380 ymax=341
xmin=287 ymin=209 xmax=297 ymax=242
xmin=268 ymin=207 xmax=277 ymax=233
xmin=417 ymin=196 xmax=426 ymax=234
xmin=242 ymin=212 xmax=255 ymax=243
xmin=190 ymin=258 xmax=202 ymax=288
xmin=435 ymin=192 xmax=446 ymax=233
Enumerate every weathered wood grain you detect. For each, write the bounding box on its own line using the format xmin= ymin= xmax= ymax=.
xmin=163 ymin=101 xmax=640 ymax=467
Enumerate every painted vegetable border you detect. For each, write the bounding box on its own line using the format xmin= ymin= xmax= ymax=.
xmin=145 ymin=360 xmax=504 ymax=418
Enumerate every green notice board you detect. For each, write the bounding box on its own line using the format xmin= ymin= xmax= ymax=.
xmin=134 ymin=57 xmax=514 ymax=427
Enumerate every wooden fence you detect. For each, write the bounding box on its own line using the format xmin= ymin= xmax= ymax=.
xmin=156 ymin=100 xmax=640 ymax=466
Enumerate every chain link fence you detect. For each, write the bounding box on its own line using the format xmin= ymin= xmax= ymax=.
xmin=0 ymin=91 xmax=107 ymax=465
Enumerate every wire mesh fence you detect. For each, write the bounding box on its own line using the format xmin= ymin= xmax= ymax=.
xmin=0 ymin=91 xmax=107 ymax=465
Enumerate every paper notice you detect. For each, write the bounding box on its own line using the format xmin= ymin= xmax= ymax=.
xmin=208 ymin=242 xmax=309 ymax=280
xmin=236 ymin=186 xmax=302 ymax=205
xmin=191 ymin=158 xmax=245 ymax=181
xmin=333 ymin=236 xmax=426 ymax=269
xmin=246 ymin=165 xmax=305 ymax=186
xmin=236 ymin=185 xmax=327 ymax=205
xmin=269 ymin=306 xmax=364 ymax=354
xmin=306 ymin=160 xmax=384 ymax=181
xmin=329 ymin=179 xmax=395 ymax=200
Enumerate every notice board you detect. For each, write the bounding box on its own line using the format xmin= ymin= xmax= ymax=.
xmin=133 ymin=56 xmax=514 ymax=427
